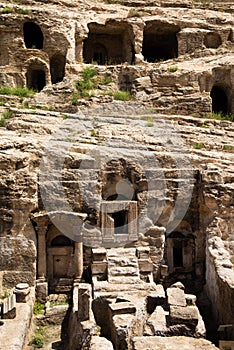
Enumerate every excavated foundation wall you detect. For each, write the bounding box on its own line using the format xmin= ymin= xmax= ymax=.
xmin=206 ymin=219 xmax=234 ymax=339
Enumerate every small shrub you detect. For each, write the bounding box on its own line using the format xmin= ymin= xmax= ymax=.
xmin=33 ymin=301 xmax=44 ymax=315
xmin=23 ymin=101 xmax=29 ymax=108
xmin=168 ymin=66 xmax=178 ymax=73
xmin=31 ymin=326 xmax=45 ymax=349
xmin=75 ymin=66 xmax=98 ymax=97
xmin=0 ymin=110 xmax=14 ymax=127
xmin=110 ymin=90 xmax=133 ymax=101
xmin=72 ymin=93 xmax=79 ymax=105
xmin=194 ymin=142 xmax=205 ymax=149
xmin=2 ymin=7 xmax=13 ymax=14
xmin=0 ymin=98 xmax=7 ymax=106
xmin=81 ymin=66 xmax=97 ymax=81
xmin=32 ymin=335 xmax=44 ymax=348
xmin=90 ymin=129 xmax=98 ymax=137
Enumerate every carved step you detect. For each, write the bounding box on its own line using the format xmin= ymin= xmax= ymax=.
xmin=107 ymin=248 xmax=140 ymax=284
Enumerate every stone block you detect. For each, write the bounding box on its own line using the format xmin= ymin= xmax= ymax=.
xmin=1 ymin=293 xmax=16 ymax=319
xmin=136 ymin=247 xmax=150 ymax=259
xmin=78 ymin=283 xmax=92 ymax=322
xmin=138 ymin=259 xmax=153 ymax=273
xmin=185 ymin=294 xmax=196 ymax=306
xmin=169 ymin=305 xmax=198 ymax=329
xmin=144 ymin=306 xmax=168 ymax=336
xmin=109 ymin=302 xmax=136 ymax=315
xmin=92 ymin=248 xmax=107 ymax=262
xmin=132 ymin=336 xmax=220 ymax=350
xmin=147 ymin=284 xmax=166 ymax=313
xmin=167 ymin=287 xmax=186 ymax=307
xmin=90 ymin=336 xmax=114 ymax=350
xmin=91 ymin=262 xmax=107 ymax=275
xmin=36 ymin=281 xmax=48 ymax=303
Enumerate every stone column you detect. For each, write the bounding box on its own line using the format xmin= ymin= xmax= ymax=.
xmin=128 ymin=201 xmax=138 ymax=241
xmin=75 ymin=242 xmax=83 ymax=280
xmin=37 ymin=225 xmax=47 ymax=280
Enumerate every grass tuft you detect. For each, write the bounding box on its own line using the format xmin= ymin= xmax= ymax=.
xmin=168 ymin=66 xmax=178 ymax=73
xmin=206 ymin=111 xmax=234 ymax=122
xmin=193 ymin=142 xmax=205 ymax=149
xmin=2 ymin=7 xmax=13 ymax=14
xmin=108 ymin=90 xmax=133 ymax=101
xmin=0 ymin=110 xmax=14 ymax=127
xmin=0 ymin=86 xmax=35 ymax=97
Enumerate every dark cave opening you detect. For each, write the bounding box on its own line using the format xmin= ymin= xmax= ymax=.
xmin=23 ymin=22 xmax=43 ymax=49
xmin=26 ymin=69 xmax=45 ymax=91
xmin=142 ymin=22 xmax=179 ymax=62
xmin=210 ymin=86 xmax=228 ymax=114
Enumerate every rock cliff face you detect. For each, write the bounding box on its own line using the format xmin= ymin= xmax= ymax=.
xmin=0 ymin=0 xmax=233 ymax=114
xmin=0 ymin=0 xmax=233 ymax=349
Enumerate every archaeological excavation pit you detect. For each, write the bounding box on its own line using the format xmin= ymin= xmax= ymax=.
xmin=142 ymin=21 xmax=180 ymax=62
xmin=23 ymin=21 xmax=44 ymax=49
xmin=83 ymin=21 xmax=135 ymax=65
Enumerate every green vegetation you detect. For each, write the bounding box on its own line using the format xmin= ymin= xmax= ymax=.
xmin=75 ymin=66 xmax=98 ymax=98
xmin=0 ymin=290 xmax=10 ymax=299
xmin=75 ymin=66 xmax=98 ymax=96
xmin=73 ymin=67 xmax=113 ymax=103
xmin=31 ymin=326 xmax=46 ymax=348
xmin=0 ymin=109 xmax=14 ymax=127
xmin=101 ymin=75 xmax=112 ymax=84
xmin=146 ymin=121 xmax=154 ymax=127
xmin=143 ymin=116 xmax=154 ymax=127
xmin=0 ymin=86 xmax=35 ymax=98
xmin=50 ymin=299 xmax=69 ymax=307
xmin=108 ymin=90 xmax=133 ymax=101
xmin=207 ymin=111 xmax=234 ymax=122
xmin=193 ymin=142 xmax=205 ymax=149
xmin=16 ymin=8 xmax=30 ymax=15
xmin=1 ymin=7 xmax=14 ymax=14
xmin=0 ymin=98 xmax=7 ymax=107
xmin=223 ymin=144 xmax=234 ymax=152
xmin=72 ymin=93 xmax=79 ymax=105
xmin=168 ymin=66 xmax=178 ymax=73
xmin=90 ymin=129 xmax=98 ymax=137
xmin=127 ymin=9 xmax=148 ymax=17
xmin=33 ymin=301 xmax=44 ymax=316
xmin=1 ymin=6 xmax=30 ymax=14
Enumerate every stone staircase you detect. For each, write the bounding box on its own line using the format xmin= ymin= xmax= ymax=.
xmin=107 ymin=248 xmax=141 ymax=284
